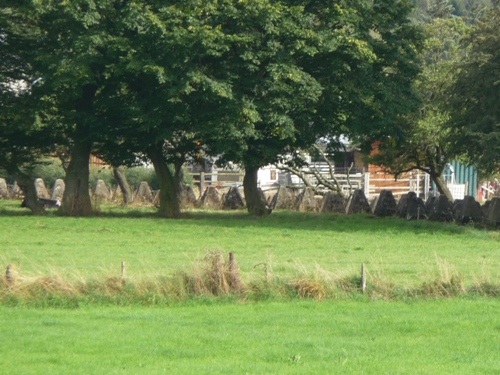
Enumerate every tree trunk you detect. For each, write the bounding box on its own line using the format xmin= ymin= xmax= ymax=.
xmin=113 ymin=166 xmax=133 ymax=204
xmin=148 ymin=144 xmax=183 ymax=218
xmin=16 ymin=171 xmax=46 ymax=215
xmin=243 ymin=166 xmax=271 ymax=217
xmin=61 ymin=137 xmax=93 ymax=216
xmin=431 ymin=173 xmax=455 ymax=202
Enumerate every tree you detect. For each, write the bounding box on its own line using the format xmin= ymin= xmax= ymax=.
xmin=3 ymin=0 xmax=241 ymax=218
xmin=202 ymin=1 xmax=323 ymax=216
xmin=92 ymin=0 xmax=237 ymax=218
xmin=451 ymin=0 xmax=495 ymax=22
xmin=1 ymin=1 xmax=121 ymax=215
xmin=204 ymin=0 xmax=422 ymax=216
xmin=411 ymin=0 xmax=494 ymax=21
xmin=113 ymin=167 xmax=132 ymax=205
xmin=0 ymin=87 xmax=53 ymax=214
xmin=0 ymin=3 xmax=58 ymax=214
xmin=2 ymin=1 xmax=198 ymax=217
xmin=2 ymin=0 xmax=422 ymax=218
xmin=372 ymin=17 xmax=472 ymax=201
xmin=447 ymin=6 xmax=500 ymax=175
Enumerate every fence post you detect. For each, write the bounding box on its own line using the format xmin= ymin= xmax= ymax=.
xmin=361 ymin=263 xmax=367 ymax=293
xmin=121 ymin=261 xmax=126 ymax=281
xmin=229 ymin=252 xmax=235 ymax=273
xmin=228 ymin=252 xmax=241 ymax=290
xmin=424 ymin=173 xmax=430 ymax=201
xmin=416 ymin=170 xmax=420 ymax=197
xmin=5 ymin=264 xmax=14 ymax=286
xmin=200 ymin=172 xmax=205 ymax=195
xmin=363 ymin=172 xmax=371 ymax=199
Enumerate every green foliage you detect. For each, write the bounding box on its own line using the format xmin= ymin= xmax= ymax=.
xmin=89 ymin=166 xmax=115 ymax=189
xmin=204 ymin=0 xmax=422 ymax=168
xmin=412 ymin=0 xmax=494 ymax=22
xmin=123 ymin=166 xmax=159 ymax=190
xmin=447 ymin=7 xmax=500 ymax=175
xmin=31 ymin=158 xmax=65 ymax=188
xmin=372 ymin=16 xmax=472 ymax=199
xmin=429 ymin=0 xmax=455 ymax=18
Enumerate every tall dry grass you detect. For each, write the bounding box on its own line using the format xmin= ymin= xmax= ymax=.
xmin=174 ymin=250 xmax=244 ymax=297
xmin=1 ymin=254 xmax=498 ymax=307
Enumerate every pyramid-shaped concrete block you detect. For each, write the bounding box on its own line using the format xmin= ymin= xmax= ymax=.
xmin=295 ymin=187 xmax=319 ymax=212
xmin=428 ymin=195 xmax=453 ymax=222
xmin=200 ymin=186 xmax=222 ymax=209
xmin=346 ymin=189 xmax=371 ymax=214
xmin=270 ymin=185 xmax=294 ymax=210
xmin=51 ymin=179 xmax=65 ymax=201
xmin=0 ymin=178 xmax=9 ymax=199
xmin=485 ymin=197 xmax=500 ymax=227
xmin=134 ymin=181 xmax=153 ymax=203
xmin=181 ymin=184 xmax=198 ymax=209
xmin=320 ymin=191 xmax=346 ymax=213
xmin=223 ymin=186 xmax=245 ymax=210
xmin=372 ymin=190 xmax=397 ymax=217
xmin=35 ymin=178 xmax=50 ymax=199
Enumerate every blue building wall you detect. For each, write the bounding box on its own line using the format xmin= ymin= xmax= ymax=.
xmin=442 ymin=161 xmax=478 ymax=198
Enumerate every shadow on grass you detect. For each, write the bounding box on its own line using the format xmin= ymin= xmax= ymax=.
xmin=0 ymin=199 xmax=487 ymax=236
xmin=181 ymin=210 xmax=478 ymax=236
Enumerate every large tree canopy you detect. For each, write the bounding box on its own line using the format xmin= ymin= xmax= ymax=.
xmin=2 ymin=0 xmax=422 ymax=217
xmin=0 ymin=3 xmax=60 ymax=213
xmin=1 ymin=0 xmax=208 ymax=217
xmin=1 ymin=1 xmax=135 ymax=215
xmin=200 ymin=0 xmax=422 ymax=215
xmin=371 ymin=17 xmax=472 ymax=201
xmin=447 ymin=6 xmax=500 ymax=175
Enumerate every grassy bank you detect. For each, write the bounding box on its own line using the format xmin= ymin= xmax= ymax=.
xmin=1 ymin=299 xmax=498 ymax=374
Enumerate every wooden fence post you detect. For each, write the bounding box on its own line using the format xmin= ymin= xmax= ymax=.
xmin=6 ymin=264 xmax=13 ymax=286
xmin=200 ymin=172 xmax=205 ymax=195
xmin=228 ymin=252 xmax=235 ymax=274
xmin=228 ymin=252 xmax=241 ymax=290
xmin=361 ymin=263 xmax=367 ymax=293
xmin=363 ymin=172 xmax=371 ymax=199
xmin=121 ymin=261 xmax=126 ymax=281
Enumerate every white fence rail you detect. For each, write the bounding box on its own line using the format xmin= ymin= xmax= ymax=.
xmin=190 ymin=167 xmax=430 ymax=200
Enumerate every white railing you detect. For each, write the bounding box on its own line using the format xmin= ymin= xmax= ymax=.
xmin=189 ymin=167 xmax=430 ymax=199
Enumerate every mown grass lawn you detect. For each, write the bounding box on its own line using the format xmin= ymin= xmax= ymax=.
xmin=1 ymin=299 xmax=499 ymax=374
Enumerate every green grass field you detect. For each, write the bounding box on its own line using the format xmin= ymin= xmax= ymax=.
xmin=0 ymin=200 xmax=498 ymax=290
xmin=1 ymin=299 xmax=499 ymax=374
xmin=0 ymin=200 xmax=499 ymax=374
